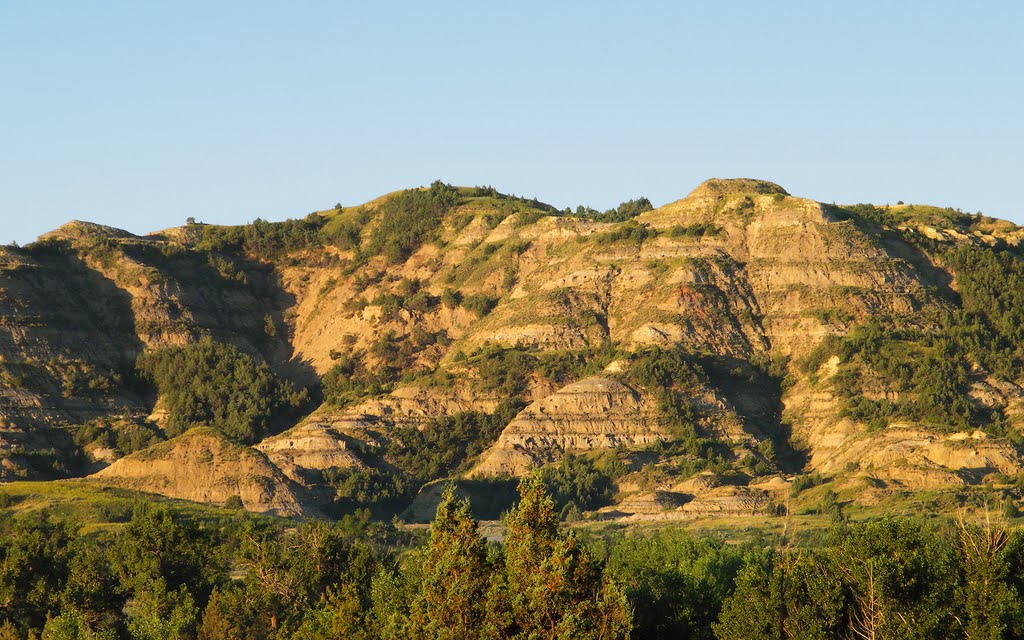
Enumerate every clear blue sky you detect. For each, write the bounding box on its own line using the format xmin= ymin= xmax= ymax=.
xmin=2 ymin=2 xmax=1022 ymax=244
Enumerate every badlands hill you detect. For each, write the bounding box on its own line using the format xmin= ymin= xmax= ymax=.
xmin=2 ymin=178 xmax=1024 ymax=520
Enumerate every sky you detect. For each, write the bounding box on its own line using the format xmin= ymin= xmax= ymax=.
xmin=1 ymin=1 xmax=1022 ymax=244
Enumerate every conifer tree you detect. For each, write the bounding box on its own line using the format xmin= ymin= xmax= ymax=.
xmin=409 ymin=485 xmax=491 ymax=640
xmin=495 ymin=475 xmax=631 ymax=640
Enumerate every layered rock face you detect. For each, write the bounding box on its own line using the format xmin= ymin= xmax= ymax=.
xmin=255 ymin=421 xmax=365 ymax=486
xmin=470 ymin=377 xmax=664 ymax=476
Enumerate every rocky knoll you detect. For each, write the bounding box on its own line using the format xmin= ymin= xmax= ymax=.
xmin=255 ymin=420 xmax=365 ymax=486
xmin=92 ymin=428 xmax=306 ymax=516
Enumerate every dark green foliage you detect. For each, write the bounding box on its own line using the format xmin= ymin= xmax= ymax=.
xmin=593 ymin=219 xmax=654 ymax=245
xmin=366 ymin=181 xmax=462 ymax=263
xmin=324 ymin=467 xmax=413 ymax=514
xmin=371 ymin=291 xmax=409 ymax=322
xmin=607 ymin=530 xmax=745 ymax=639
xmin=368 ymin=331 xmax=420 ymax=381
xmin=262 ymin=313 xmax=276 ymax=338
xmin=819 ymin=489 xmax=844 ymax=522
xmin=466 ymin=186 xmax=558 ymax=215
xmin=716 ymin=519 xmax=967 ymax=640
xmin=567 ymin=197 xmax=653 ymax=223
xmin=321 ymin=353 xmax=393 ymax=407
xmin=715 ymin=549 xmax=847 ymax=640
xmin=7 ymin=487 xmax=1024 ymax=639
xmin=114 ymin=504 xmax=224 ymax=605
xmin=324 ymin=215 xmax=364 ymax=251
xmin=192 ymin=181 xmax=461 ymax=264
xmin=825 ymin=518 xmax=960 ymax=638
xmin=386 ymin=402 xmax=523 ymax=486
xmin=495 ymin=476 xmax=633 ymax=639
xmin=461 ymin=292 xmax=500 ymax=317
xmin=193 ymin=213 xmax=326 ymax=260
xmin=372 ymin=478 xmax=632 ymax=639
xmin=538 ymin=454 xmax=614 ymax=517
xmin=611 ymin=197 xmax=654 ymax=219
xmin=74 ymin=418 xmax=163 ymax=457
xmin=970 ymin=524 xmax=1024 ymax=638
xmin=370 ymin=278 xmax=440 ymax=318
xmin=804 ymin=318 xmax=986 ymax=432
xmin=789 ymin=473 xmax=824 ymax=497
xmin=440 ymin=287 xmax=462 ymax=308
xmin=945 ymin=245 xmax=1024 ymax=372
xmin=666 ymin=222 xmax=722 ymax=238
xmin=625 ymin=347 xmax=742 ymax=473
xmin=200 ymin=514 xmax=401 ymax=638
xmin=54 ymin=360 xmax=123 ymax=399
xmin=321 ymin=329 xmax=434 ymax=408
xmin=800 ymin=244 xmax=1024 ymax=434
xmin=408 ymin=487 xmax=490 ymax=638
xmin=447 ymin=477 xmax=521 ymax=520
xmin=0 ymin=515 xmax=75 ymax=632
xmin=837 ymin=203 xmax=901 ymax=228
xmin=471 ymin=345 xmax=540 ymax=398
xmin=627 ymin=347 xmax=703 ymax=442
xmin=136 ymin=338 xmax=308 ymax=443
xmin=470 ymin=344 xmax=618 ymax=402
xmin=325 ymin=401 xmax=523 ymax=515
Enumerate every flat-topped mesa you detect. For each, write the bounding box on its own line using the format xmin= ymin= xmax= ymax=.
xmin=638 ymin=177 xmax=828 ymax=231
xmin=687 ymin=178 xmax=790 ymax=199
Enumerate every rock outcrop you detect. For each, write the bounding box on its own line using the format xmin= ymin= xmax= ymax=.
xmin=470 ymin=377 xmax=664 ymax=476
xmin=92 ymin=428 xmax=306 ymax=516
xmin=255 ymin=420 xmax=366 ymax=486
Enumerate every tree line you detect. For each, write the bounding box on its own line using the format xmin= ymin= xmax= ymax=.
xmin=4 ymin=478 xmax=1024 ymax=639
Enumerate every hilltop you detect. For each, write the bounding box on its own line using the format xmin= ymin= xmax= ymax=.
xmin=2 ymin=178 xmax=1024 ymax=523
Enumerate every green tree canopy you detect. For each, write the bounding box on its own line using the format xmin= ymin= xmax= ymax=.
xmin=136 ymin=337 xmax=308 ymax=443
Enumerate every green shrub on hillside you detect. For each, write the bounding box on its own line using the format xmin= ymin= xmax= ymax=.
xmin=461 ymin=292 xmax=500 ymax=318
xmin=324 ymin=400 xmax=525 ymax=515
xmin=625 ymin=347 xmax=736 ymax=469
xmin=366 ymin=181 xmax=461 ymax=263
xmin=666 ymin=222 xmax=722 ymax=238
xmin=386 ymin=400 xmax=524 ymax=484
xmin=627 ymin=347 xmax=704 ymax=441
xmin=440 ymin=287 xmax=462 ymax=308
xmin=74 ymin=419 xmax=163 ymax=457
xmin=321 ymin=354 xmax=394 ymax=407
xmin=467 ymin=185 xmax=558 ymax=215
xmin=136 ymin=338 xmax=308 ymax=443
xmin=538 ymin=454 xmax=615 ymax=517
xmin=194 ymin=213 xmax=325 ymax=260
xmin=945 ymin=245 xmax=1024 ymax=372
xmin=593 ymin=220 xmax=654 ymax=245
xmin=805 ymin=318 xmax=989 ymax=432
xmin=566 ymin=197 xmax=654 ymax=223
xmin=470 ymin=345 xmax=617 ymax=401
